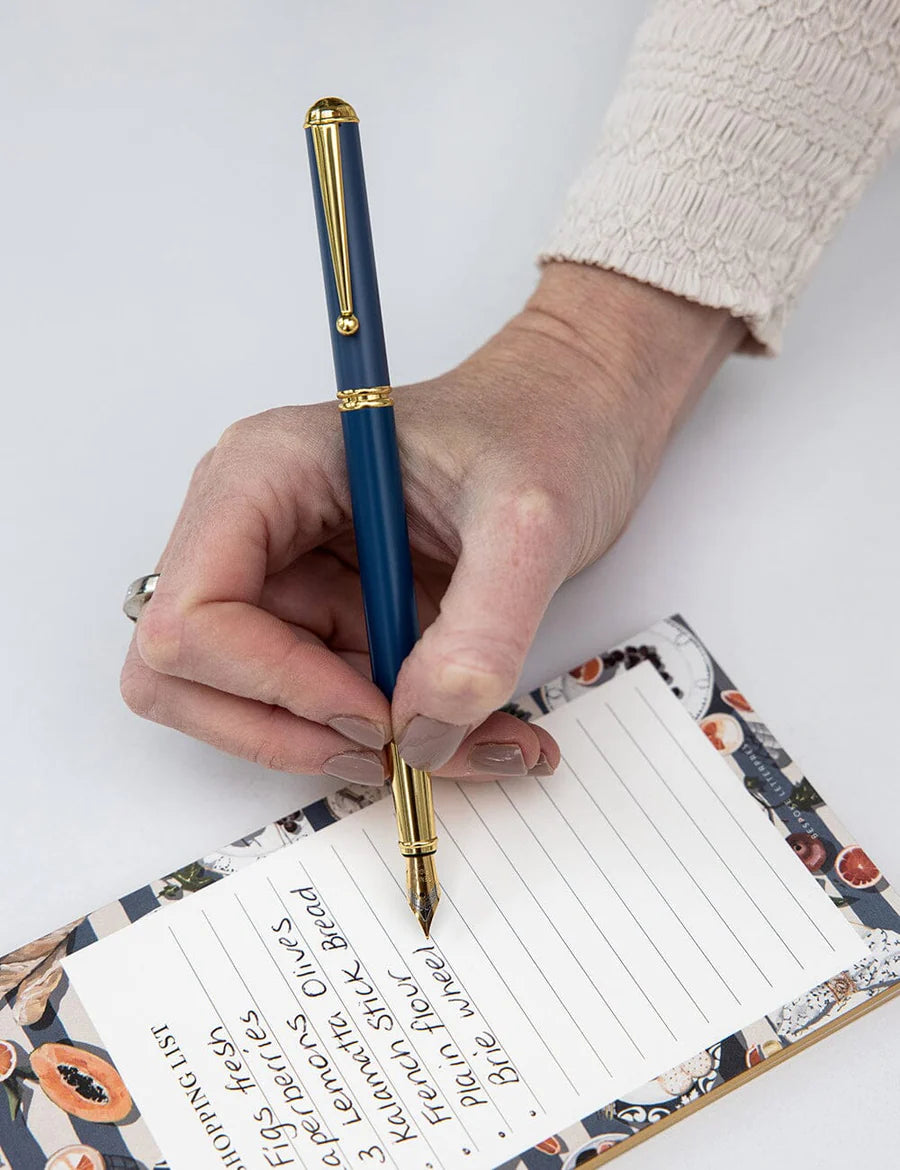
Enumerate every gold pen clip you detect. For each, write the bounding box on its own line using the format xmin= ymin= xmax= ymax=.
xmin=305 ymin=97 xmax=360 ymax=337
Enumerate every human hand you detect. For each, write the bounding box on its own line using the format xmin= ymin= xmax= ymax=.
xmin=121 ymin=262 xmax=742 ymax=784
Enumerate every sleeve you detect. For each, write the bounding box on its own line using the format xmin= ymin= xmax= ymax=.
xmin=540 ymin=0 xmax=900 ymax=353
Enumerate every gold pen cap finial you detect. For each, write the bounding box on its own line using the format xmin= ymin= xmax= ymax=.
xmin=304 ymin=97 xmax=359 ymax=128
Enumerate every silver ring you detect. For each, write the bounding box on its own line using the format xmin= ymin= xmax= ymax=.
xmin=123 ymin=574 xmax=159 ymax=621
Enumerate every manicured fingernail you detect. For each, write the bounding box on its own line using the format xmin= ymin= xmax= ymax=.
xmin=328 ymin=715 xmax=389 ymax=751
xmin=322 ymin=751 xmax=387 ymax=787
xmin=529 ymin=752 xmax=555 ymax=777
xmin=397 ymin=717 xmax=466 ymax=770
xmin=468 ymin=743 xmax=527 ymax=776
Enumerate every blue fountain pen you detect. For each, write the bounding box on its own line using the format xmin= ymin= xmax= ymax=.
xmin=304 ymin=97 xmax=439 ymax=935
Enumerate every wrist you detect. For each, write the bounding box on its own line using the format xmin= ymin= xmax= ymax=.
xmin=522 ymin=261 xmax=744 ymax=422
xmin=435 ymin=262 xmax=745 ymax=568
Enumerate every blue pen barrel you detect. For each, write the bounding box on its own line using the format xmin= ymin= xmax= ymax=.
xmin=306 ymin=110 xmax=420 ymax=700
xmin=307 ymin=99 xmax=440 ymax=930
xmin=341 ymin=406 xmax=419 ymax=698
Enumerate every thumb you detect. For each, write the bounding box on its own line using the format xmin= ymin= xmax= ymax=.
xmin=393 ymin=490 xmax=570 ymax=770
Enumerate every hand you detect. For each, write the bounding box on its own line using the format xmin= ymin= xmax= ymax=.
xmin=121 ymin=263 xmax=743 ymax=785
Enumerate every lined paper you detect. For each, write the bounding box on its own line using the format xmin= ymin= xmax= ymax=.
xmin=66 ymin=664 xmax=864 ymax=1170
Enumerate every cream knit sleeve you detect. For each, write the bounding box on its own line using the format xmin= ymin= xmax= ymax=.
xmin=540 ymin=0 xmax=900 ymax=353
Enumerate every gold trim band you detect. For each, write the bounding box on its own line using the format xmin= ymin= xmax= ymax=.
xmin=337 ymin=386 xmax=394 ymax=411
xmin=398 ymin=840 xmax=438 ymax=857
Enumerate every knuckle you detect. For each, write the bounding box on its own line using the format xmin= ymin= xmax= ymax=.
xmin=250 ymin=736 xmax=297 ymax=774
xmin=216 ymin=417 xmax=254 ymax=452
xmin=119 ymin=659 xmax=159 ymax=720
xmin=246 ymin=705 xmax=303 ymax=774
xmin=506 ymin=486 xmax=567 ymax=541
xmin=431 ymin=640 xmax=520 ymax=716
xmin=216 ymin=409 xmax=285 ymax=456
xmin=210 ymin=413 xmax=291 ymax=503
xmin=484 ymin=483 xmax=576 ymax=577
xmin=189 ymin=448 xmax=215 ymax=487
xmin=214 ymin=417 xmax=275 ymax=469
xmin=135 ymin=603 xmax=185 ymax=675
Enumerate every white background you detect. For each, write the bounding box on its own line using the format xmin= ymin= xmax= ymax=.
xmin=0 ymin=2 xmax=897 ymax=1166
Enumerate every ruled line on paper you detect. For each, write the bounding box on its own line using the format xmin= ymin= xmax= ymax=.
xmin=258 ymin=879 xmax=451 ymax=1164
xmin=561 ymin=751 xmax=741 ymax=1005
xmin=455 ymin=783 xmax=646 ymax=1059
xmin=430 ymin=884 xmax=569 ymax=1101
xmin=167 ymin=926 xmax=311 ymax=1164
xmin=267 ymin=871 xmax=481 ymax=1152
xmin=205 ymin=903 xmax=450 ymax=1169
xmin=231 ymin=893 xmax=405 ymax=1165
xmin=361 ymin=826 xmax=560 ymax=1103
xmin=330 ymin=846 xmax=515 ymax=1134
xmin=577 ymin=717 xmax=776 ymax=989
xmin=202 ymin=908 xmax=437 ymax=1168
xmin=531 ymin=776 xmax=712 ymax=1025
xmin=167 ymin=925 xmax=311 ymax=1168
xmin=607 ymin=702 xmax=804 ymax=967
xmin=435 ymin=810 xmax=612 ymax=1076
xmin=635 ymin=684 xmax=835 ymax=950
xmin=493 ymin=781 xmax=679 ymax=1043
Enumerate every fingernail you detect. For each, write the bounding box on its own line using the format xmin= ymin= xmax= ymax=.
xmin=322 ymin=751 xmax=387 ymax=787
xmin=328 ymin=715 xmax=389 ymax=751
xmin=468 ymin=743 xmax=527 ymax=776
xmin=397 ymin=716 xmax=466 ymax=770
xmin=529 ymin=752 xmax=555 ymax=777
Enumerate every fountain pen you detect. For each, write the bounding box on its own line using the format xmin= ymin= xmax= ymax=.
xmin=304 ymin=97 xmax=440 ymax=936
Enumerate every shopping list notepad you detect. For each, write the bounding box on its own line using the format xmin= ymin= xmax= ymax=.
xmin=64 ymin=664 xmax=864 ymax=1170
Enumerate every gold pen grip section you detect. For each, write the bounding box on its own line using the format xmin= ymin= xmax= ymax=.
xmin=389 ymin=744 xmax=438 ymax=857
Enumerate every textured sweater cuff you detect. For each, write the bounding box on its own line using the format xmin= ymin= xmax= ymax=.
xmin=540 ymin=0 xmax=900 ymax=356
xmin=540 ymin=159 xmax=788 ymax=354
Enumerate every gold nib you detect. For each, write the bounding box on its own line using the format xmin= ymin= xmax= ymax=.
xmin=406 ymin=854 xmax=440 ymax=937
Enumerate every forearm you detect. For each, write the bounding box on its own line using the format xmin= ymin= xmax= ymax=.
xmin=542 ymin=0 xmax=900 ymax=353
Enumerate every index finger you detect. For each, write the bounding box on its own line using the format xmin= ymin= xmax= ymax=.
xmin=136 ymin=420 xmax=391 ymax=743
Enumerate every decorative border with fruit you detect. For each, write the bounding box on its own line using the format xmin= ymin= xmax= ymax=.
xmin=1 ymin=615 xmax=897 ymax=1170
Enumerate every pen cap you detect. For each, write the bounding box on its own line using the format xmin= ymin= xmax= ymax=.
xmin=305 ymin=98 xmax=390 ymax=392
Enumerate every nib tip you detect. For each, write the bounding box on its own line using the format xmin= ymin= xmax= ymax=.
xmin=416 ymin=905 xmax=436 ymax=938
xmin=406 ymin=855 xmax=440 ymax=937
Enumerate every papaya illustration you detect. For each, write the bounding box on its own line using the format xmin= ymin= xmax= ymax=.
xmin=31 ymin=1043 xmax=132 ymax=1123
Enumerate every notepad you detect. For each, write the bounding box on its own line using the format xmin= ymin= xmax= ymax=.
xmin=3 ymin=617 xmax=898 ymax=1170
xmin=61 ymin=666 xmax=863 ymax=1170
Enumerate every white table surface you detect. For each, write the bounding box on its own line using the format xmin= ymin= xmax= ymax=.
xmin=1 ymin=2 xmax=898 ymax=1166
